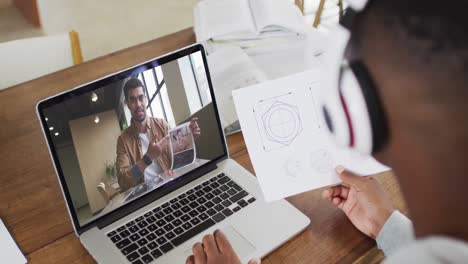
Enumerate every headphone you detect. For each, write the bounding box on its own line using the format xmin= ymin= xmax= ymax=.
xmin=320 ymin=0 xmax=388 ymax=155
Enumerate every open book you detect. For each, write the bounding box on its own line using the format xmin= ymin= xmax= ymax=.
xmin=194 ymin=0 xmax=308 ymax=42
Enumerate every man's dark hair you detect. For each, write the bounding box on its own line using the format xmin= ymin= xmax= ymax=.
xmin=123 ymin=78 xmax=145 ymax=101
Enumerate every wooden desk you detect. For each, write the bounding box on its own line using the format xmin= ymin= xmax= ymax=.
xmin=0 ymin=28 xmax=407 ymax=263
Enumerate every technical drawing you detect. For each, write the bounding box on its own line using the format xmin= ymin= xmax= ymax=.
xmin=310 ymin=149 xmax=333 ymax=174
xmin=307 ymin=81 xmax=323 ymax=129
xmin=254 ymin=92 xmax=303 ymax=152
xmin=284 ymin=156 xmax=304 ymax=179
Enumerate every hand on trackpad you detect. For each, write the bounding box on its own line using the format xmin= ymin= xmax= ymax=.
xmin=184 ymin=226 xmax=256 ymax=260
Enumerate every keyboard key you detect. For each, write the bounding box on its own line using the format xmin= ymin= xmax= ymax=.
xmin=188 ymin=194 xmax=197 ymax=201
xmin=220 ymin=193 xmax=229 ymax=200
xmin=209 ymin=177 xmax=217 ymax=182
xmin=146 ymin=216 xmax=156 ymax=223
xmin=155 ymin=228 xmax=165 ymax=236
xmin=189 ymin=201 xmax=199 ymax=208
xmin=154 ymin=211 xmax=164 ymax=219
xmin=129 ymin=225 xmax=139 ymax=233
xmin=181 ymin=214 xmax=190 ymax=222
xmin=136 ymin=216 xmax=145 ymax=222
xmin=202 ymin=181 xmax=210 ymax=186
xmin=138 ymin=229 xmax=149 ymax=237
xmin=148 ymin=224 xmax=157 ymax=232
xmin=130 ymin=234 xmax=140 ymax=241
xmin=137 ymin=238 xmax=148 ymax=246
xmin=120 ymin=230 xmax=131 ymax=238
xmin=137 ymin=221 xmax=148 ymax=228
xmin=182 ymin=222 xmax=193 ymax=230
xmin=156 ymin=237 xmax=167 ymax=245
xmin=248 ymin=197 xmax=256 ymax=203
xmin=163 ymin=223 xmax=174 ymax=232
xmin=138 ymin=246 xmax=149 ymax=255
xmin=171 ymin=202 xmax=181 ymax=210
xmin=173 ymin=219 xmax=182 ymax=227
xmin=230 ymin=191 xmax=248 ymax=203
xmin=110 ymin=234 xmax=121 ymax=243
xmin=160 ymin=242 xmax=174 ymax=253
xmin=121 ymin=243 xmax=138 ymax=255
xmin=222 ymin=208 xmax=233 ymax=217
xmin=163 ymin=207 xmax=173 ymax=214
xmin=232 ymin=184 xmax=243 ymax=191
xmin=171 ymin=219 xmax=216 ymax=246
xmin=189 ymin=210 xmax=199 ymax=217
xmin=205 ymin=193 xmax=215 ymax=200
xmin=222 ymin=200 xmax=232 ymax=207
xmin=210 ymin=182 xmax=220 ymax=188
xmin=195 ymin=190 xmax=205 ymax=197
xmin=213 ymin=197 xmax=222 ymax=204
xmin=195 ymin=185 xmax=202 ymax=190
xmin=107 ymin=230 xmax=117 ymax=237
xmin=187 ymin=189 xmax=194 ymax=194
xmin=174 ymin=227 xmax=184 ymax=235
xmin=180 ymin=193 xmax=187 ymax=198
xmin=181 ymin=206 xmax=191 ymax=213
xmin=233 ymin=206 xmax=241 ymax=212
xmin=144 ymin=212 xmax=153 ymax=218
xmin=170 ymin=197 xmax=179 ymax=203
xmin=152 ymin=207 xmax=161 ymax=213
xmin=151 ymin=249 xmax=163 ymax=259
xmin=190 ymin=218 xmax=201 ymax=225
xmin=197 ymin=197 xmax=207 ymax=204
xmin=202 ymin=186 xmax=213 ymax=193
xmin=117 ymin=226 xmax=126 ymax=232
xmin=141 ymin=254 xmax=154 ymax=263
xmin=238 ymin=199 xmax=249 ymax=207
xmin=147 ymin=241 xmax=158 ymax=250
xmin=197 ymin=205 xmax=207 ymax=213
xmin=205 ymin=201 xmax=215 ymax=208
xmin=218 ymin=176 xmax=230 ymax=184
xmin=174 ymin=210 xmax=183 ymax=218
xmin=219 ymin=185 xmax=228 ymax=192
xmin=212 ymin=213 xmax=225 ymax=223
xmin=199 ymin=213 xmax=209 ymax=221
xmin=156 ymin=219 xmax=166 ymax=227
xmin=227 ymin=189 xmax=237 ymax=196
xmin=162 ymin=202 xmax=170 ymax=208
xmin=126 ymin=221 xmax=136 ymax=227
xmin=214 ymin=204 xmax=224 ymax=212
xmin=132 ymin=259 xmax=143 ymax=264
xmin=146 ymin=233 xmax=156 ymax=241
xmin=164 ymin=215 xmax=175 ymax=222
xmin=116 ymin=238 xmax=131 ymax=249
xmin=217 ymin=173 xmax=225 ymax=178
xmin=126 ymin=251 xmax=139 ymax=261
xmin=166 ymin=231 xmax=176 ymax=240
xmin=206 ymin=208 xmax=217 ymax=216
xmin=180 ymin=198 xmax=189 ymax=205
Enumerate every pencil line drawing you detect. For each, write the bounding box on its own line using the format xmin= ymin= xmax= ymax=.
xmin=307 ymin=81 xmax=322 ymax=129
xmin=254 ymin=92 xmax=303 ymax=152
xmin=310 ymin=149 xmax=333 ymax=174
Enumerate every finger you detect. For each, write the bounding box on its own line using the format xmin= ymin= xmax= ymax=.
xmin=186 ymin=255 xmax=195 ymax=264
xmin=332 ymin=196 xmax=342 ymax=205
xmin=248 ymin=257 xmax=262 ymax=264
xmin=202 ymin=234 xmax=220 ymax=256
xmin=214 ymin=230 xmax=235 ymax=253
xmin=192 ymin=242 xmax=207 ymax=263
xmin=322 ymin=185 xmax=349 ymax=200
xmin=336 ymin=165 xmax=366 ymax=189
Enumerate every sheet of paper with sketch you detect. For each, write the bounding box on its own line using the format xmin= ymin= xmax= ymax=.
xmin=233 ymin=69 xmax=389 ymax=202
xmin=169 ymin=122 xmax=196 ymax=171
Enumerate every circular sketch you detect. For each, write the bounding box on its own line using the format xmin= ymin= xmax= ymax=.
xmin=310 ymin=149 xmax=333 ymax=173
xmin=262 ymin=101 xmax=302 ymax=145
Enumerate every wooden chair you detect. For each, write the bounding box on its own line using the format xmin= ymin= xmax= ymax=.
xmin=0 ymin=30 xmax=83 ymax=90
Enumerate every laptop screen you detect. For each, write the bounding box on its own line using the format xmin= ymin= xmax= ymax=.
xmin=38 ymin=45 xmax=227 ymax=229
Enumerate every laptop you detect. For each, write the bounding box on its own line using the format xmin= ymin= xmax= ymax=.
xmin=36 ymin=44 xmax=310 ymax=264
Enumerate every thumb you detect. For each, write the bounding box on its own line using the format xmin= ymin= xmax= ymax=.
xmin=335 ymin=165 xmax=365 ymax=188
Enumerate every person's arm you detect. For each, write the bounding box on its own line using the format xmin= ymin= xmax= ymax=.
xmin=322 ymin=166 xmax=414 ymax=256
xmin=376 ymin=210 xmax=414 ymax=256
xmin=116 ymin=136 xmax=147 ymax=191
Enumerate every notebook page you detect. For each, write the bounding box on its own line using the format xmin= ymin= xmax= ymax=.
xmin=195 ymin=0 xmax=257 ymax=41
xmin=249 ymin=0 xmax=308 ymax=35
xmin=0 ymin=219 xmax=26 ymax=264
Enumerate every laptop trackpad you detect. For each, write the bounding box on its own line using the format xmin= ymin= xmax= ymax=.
xmin=184 ymin=226 xmax=256 ymax=259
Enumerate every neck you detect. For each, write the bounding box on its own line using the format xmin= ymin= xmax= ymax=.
xmin=389 ymin=131 xmax=468 ymax=242
xmin=133 ymin=117 xmax=147 ymax=134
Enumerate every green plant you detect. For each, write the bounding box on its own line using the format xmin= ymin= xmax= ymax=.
xmin=105 ymin=161 xmax=116 ymax=179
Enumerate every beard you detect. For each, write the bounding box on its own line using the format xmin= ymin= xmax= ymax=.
xmin=133 ymin=107 xmax=146 ymax=122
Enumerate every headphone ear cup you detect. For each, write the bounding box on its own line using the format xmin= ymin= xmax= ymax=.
xmin=348 ymin=61 xmax=388 ymax=153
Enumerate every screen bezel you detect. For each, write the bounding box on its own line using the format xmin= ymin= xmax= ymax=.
xmin=36 ymin=44 xmax=228 ymax=235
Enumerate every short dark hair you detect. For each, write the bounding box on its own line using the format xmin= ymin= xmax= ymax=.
xmin=123 ymin=78 xmax=145 ymax=101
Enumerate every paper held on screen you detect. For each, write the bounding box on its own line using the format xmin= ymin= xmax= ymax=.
xmin=169 ymin=122 xmax=196 ymax=171
xmin=233 ymin=69 xmax=389 ymax=202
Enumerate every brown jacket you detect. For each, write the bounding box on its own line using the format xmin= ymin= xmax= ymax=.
xmin=116 ymin=117 xmax=172 ymax=191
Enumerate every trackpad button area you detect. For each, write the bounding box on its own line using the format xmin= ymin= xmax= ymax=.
xmin=183 ymin=226 xmax=256 ymax=259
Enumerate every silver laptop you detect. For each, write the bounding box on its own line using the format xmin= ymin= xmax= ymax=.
xmin=36 ymin=44 xmax=310 ymax=264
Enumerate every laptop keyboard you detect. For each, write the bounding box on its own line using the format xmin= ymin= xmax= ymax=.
xmin=106 ymin=173 xmax=257 ymax=264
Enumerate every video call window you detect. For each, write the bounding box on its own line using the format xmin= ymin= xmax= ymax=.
xmin=43 ymin=51 xmax=224 ymax=226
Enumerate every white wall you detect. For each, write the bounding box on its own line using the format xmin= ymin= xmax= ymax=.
xmin=69 ymin=110 xmax=121 ymax=214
